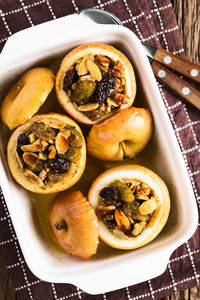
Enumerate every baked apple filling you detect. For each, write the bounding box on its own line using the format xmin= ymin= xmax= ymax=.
xmin=96 ymin=179 xmax=159 ymax=239
xmin=16 ymin=121 xmax=83 ymax=187
xmin=62 ymin=55 xmax=130 ymax=121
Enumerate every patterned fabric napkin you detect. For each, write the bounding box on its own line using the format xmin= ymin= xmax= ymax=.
xmin=0 ymin=0 xmax=199 ymax=299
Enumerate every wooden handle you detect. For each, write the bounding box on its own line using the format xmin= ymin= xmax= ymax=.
xmin=154 ymin=48 xmax=200 ymax=84
xmin=152 ymin=61 xmax=200 ymax=110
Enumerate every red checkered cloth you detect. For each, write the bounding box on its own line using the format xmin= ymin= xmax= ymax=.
xmin=0 ymin=0 xmax=199 ymax=299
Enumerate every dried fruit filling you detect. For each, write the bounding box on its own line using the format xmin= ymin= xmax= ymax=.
xmin=63 ymin=55 xmax=130 ymax=121
xmin=97 ymin=179 xmax=159 ymax=238
xmin=16 ymin=121 xmax=83 ymax=186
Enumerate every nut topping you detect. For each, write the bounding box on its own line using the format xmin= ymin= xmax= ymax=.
xmin=114 ymin=209 xmax=131 ymax=232
xmin=132 ymin=222 xmax=147 ymax=237
xmin=24 ymin=168 xmax=44 ymax=187
xmin=21 ymin=139 xmax=45 ymax=152
xmin=48 ymin=145 xmax=57 ymax=159
xmin=139 ymin=198 xmax=158 ymax=215
xmin=77 ymin=103 xmax=99 ymax=112
xmin=55 ymin=132 xmax=69 ymax=154
xmin=114 ymin=93 xmax=130 ymax=105
xmin=28 ymin=133 xmax=36 ymax=144
xmin=22 ymin=152 xmax=40 ymax=167
xmin=95 ymin=55 xmax=110 ymax=72
xmin=77 ymin=56 xmax=88 ymax=76
xmin=87 ymin=59 xmax=102 ymax=81
xmin=113 ymin=229 xmax=129 ymax=240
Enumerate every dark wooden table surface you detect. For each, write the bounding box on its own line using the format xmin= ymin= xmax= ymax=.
xmin=0 ymin=0 xmax=199 ymax=299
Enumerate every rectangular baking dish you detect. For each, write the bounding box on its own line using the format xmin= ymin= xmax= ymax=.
xmin=0 ymin=14 xmax=198 ymax=294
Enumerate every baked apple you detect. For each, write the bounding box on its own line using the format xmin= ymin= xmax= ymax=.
xmin=48 ymin=190 xmax=99 ymax=259
xmin=7 ymin=113 xmax=86 ymax=193
xmin=87 ymin=107 xmax=152 ymax=161
xmin=56 ymin=42 xmax=136 ymax=124
xmin=1 ymin=67 xmax=55 ymax=130
xmin=88 ymin=165 xmax=170 ymax=250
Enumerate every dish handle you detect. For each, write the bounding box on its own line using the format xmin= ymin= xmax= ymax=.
xmin=0 ymin=14 xmax=96 ymax=66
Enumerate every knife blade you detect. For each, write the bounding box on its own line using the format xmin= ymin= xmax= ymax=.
xmin=141 ymin=42 xmax=200 ymax=84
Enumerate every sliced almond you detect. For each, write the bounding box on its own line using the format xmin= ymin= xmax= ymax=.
xmin=95 ymin=55 xmax=110 ymax=73
xmin=60 ymin=129 xmax=71 ymax=139
xmin=48 ymin=145 xmax=57 ymax=159
xmin=79 ymin=74 xmax=95 ymax=82
xmin=87 ymin=59 xmax=102 ymax=81
xmin=113 ymin=229 xmax=129 ymax=240
xmin=41 ymin=140 xmax=49 ymax=148
xmin=24 ymin=168 xmax=44 ymax=187
xmin=22 ymin=152 xmax=40 ymax=167
xmin=77 ymin=56 xmax=89 ymax=76
xmin=55 ymin=132 xmax=68 ymax=154
xmin=21 ymin=139 xmax=44 ymax=152
xmin=42 ymin=119 xmax=66 ymax=129
xmin=15 ymin=151 xmax=24 ymax=170
xmin=38 ymin=152 xmax=48 ymax=160
xmin=48 ymin=138 xmax=55 ymax=144
xmin=114 ymin=209 xmax=130 ymax=231
xmin=139 ymin=199 xmax=158 ymax=215
xmin=28 ymin=133 xmax=36 ymax=144
xmin=39 ymin=169 xmax=47 ymax=181
xmin=77 ymin=103 xmax=99 ymax=112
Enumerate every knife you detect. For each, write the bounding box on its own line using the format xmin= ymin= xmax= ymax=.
xmin=80 ymin=8 xmax=200 ymax=110
xmin=142 ymin=43 xmax=200 ymax=109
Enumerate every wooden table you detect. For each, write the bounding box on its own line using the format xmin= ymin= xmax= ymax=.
xmin=0 ymin=0 xmax=199 ymax=299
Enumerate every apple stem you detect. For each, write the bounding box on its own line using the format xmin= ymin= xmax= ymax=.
xmin=121 ymin=141 xmax=130 ymax=160
xmin=55 ymin=222 xmax=68 ymax=230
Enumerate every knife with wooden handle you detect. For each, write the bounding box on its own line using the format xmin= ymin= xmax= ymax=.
xmin=142 ymin=43 xmax=200 ymax=109
xmin=151 ymin=60 xmax=200 ymax=110
xmin=142 ymin=43 xmax=200 ymax=84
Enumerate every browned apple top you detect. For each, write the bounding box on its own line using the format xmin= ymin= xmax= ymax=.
xmin=96 ymin=179 xmax=159 ymax=239
xmin=62 ymin=55 xmax=130 ymax=121
xmin=16 ymin=120 xmax=83 ymax=188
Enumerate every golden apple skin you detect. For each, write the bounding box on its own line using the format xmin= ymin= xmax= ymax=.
xmin=1 ymin=67 xmax=55 ymax=130
xmin=48 ymin=190 xmax=99 ymax=259
xmin=87 ymin=107 xmax=153 ymax=161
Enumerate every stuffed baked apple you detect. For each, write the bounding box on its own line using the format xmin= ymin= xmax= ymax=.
xmin=56 ymin=42 xmax=136 ymax=124
xmin=88 ymin=165 xmax=170 ymax=250
xmin=87 ymin=107 xmax=152 ymax=161
xmin=49 ymin=190 xmax=99 ymax=259
xmin=7 ymin=113 xmax=86 ymax=193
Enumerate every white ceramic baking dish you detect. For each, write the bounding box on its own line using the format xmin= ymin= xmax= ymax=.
xmin=0 ymin=14 xmax=198 ymax=294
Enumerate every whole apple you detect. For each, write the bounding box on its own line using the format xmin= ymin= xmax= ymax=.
xmin=87 ymin=107 xmax=153 ymax=161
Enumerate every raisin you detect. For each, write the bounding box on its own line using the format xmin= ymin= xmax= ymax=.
xmin=71 ymin=80 xmax=96 ymax=105
xmin=17 ymin=133 xmax=29 ymax=156
xmin=47 ymin=157 xmax=70 ymax=174
xmin=31 ymin=122 xmax=56 ymax=140
xmin=94 ymin=76 xmax=116 ymax=103
xmin=63 ymin=69 xmax=78 ymax=91
xmin=100 ymin=187 xmax=119 ymax=201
